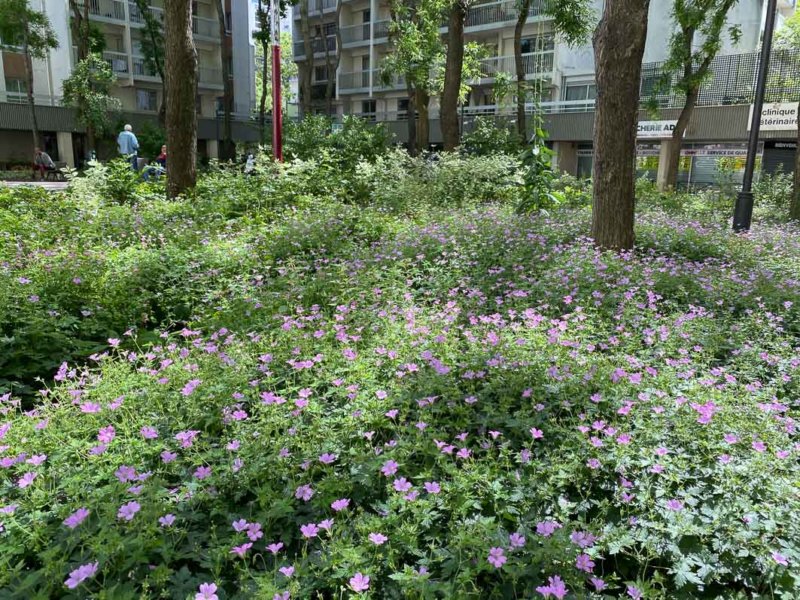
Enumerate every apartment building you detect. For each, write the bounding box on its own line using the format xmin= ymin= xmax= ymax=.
xmin=0 ymin=0 xmax=257 ymax=167
xmin=294 ymin=0 xmax=799 ymax=187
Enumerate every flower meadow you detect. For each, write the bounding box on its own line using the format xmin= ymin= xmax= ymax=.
xmin=2 ymin=162 xmax=800 ymax=599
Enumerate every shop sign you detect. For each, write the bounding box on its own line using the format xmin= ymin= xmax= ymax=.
xmin=748 ymin=103 xmax=798 ymax=132
xmin=637 ymin=120 xmax=677 ymax=139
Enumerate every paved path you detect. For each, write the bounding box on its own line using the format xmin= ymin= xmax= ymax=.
xmin=2 ymin=180 xmax=69 ymax=192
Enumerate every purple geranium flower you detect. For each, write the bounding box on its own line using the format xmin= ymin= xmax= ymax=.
xmin=64 ymin=561 xmax=99 ymax=589
xmin=195 ymin=582 xmax=218 ymax=600
xmin=63 ymin=507 xmax=90 ymax=529
xmin=117 ymin=501 xmax=140 ymax=522
xmin=487 ymin=547 xmax=507 ymax=568
xmin=349 ymin=572 xmax=370 ymax=592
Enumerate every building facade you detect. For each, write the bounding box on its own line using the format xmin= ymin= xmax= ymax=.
xmin=293 ymin=0 xmax=798 ymax=187
xmin=0 ymin=0 xmax=258 ymax=167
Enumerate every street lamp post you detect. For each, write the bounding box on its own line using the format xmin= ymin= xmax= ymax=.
xmin=270 ymin=0 xmax=283 ymax=162
xmin=732 ymin=0 xmax=778 ymax=232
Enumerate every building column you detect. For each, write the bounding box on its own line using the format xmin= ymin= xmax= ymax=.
xmin=553 ymin=142 xmax=577 ymax=176
xmin=656 ymin=139 xmax=672 ymax=191
xmin=207 ymin=139 xmax=219 ymax=159
xmin=57 ymin=131 xmax=75 ymax=167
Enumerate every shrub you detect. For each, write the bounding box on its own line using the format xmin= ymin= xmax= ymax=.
xmin=461 ymin=117 xmax=522 ymax=156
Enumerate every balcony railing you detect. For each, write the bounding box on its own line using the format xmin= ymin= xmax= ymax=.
xmin=103 ymin=50 xmax=130 ymax=75
xmin=193 ymin=16 xmax=220 ymax=39
xmin=199 ymin=67 xmax=223 ymax=85
xmin=131 ymin=56 xmax=160 ymax=79
xmin=293 ymin=35 xmax=337 ymax=59
xmin=479 ymin=51 xmax=555 ymax=79
xmin=340 ymin=20 xmax=390 ymax=46
xmin=128 ymin=1 xmax=163 ymax=25
xmin=465 ymin=0 xmax=546 ymax=29
xmin=82 ymin=0 xmax=126 ymax=22
xmin=338 ymin=69 xmax=405 ymax=93
xmin=293 ymin=0 xmax=337 ymax=18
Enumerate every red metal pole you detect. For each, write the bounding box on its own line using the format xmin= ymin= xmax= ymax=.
xmin=271 ymin=32 xmax=283 ymax=161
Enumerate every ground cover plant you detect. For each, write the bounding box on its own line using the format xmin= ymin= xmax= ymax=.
xmin=1 ymin=156 xmax=800 ymax=599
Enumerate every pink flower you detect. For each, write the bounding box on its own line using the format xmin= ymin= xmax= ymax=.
xmin=64 ymin=561 xmax=99 ymax=589
xmin=331 ymin=498 xmax=350 ymax=511
xmin=108 ymin=338 xmax=121 ymax=348
xmin=586 ymin=458 xmax=601 ymax=469
xmin=576 ymin=553 xmax=595 ymax=572
xmin=140 ymin=426 xmax=159 ymax=439
xmin=536 ymin=521 xmax=562 ymax=537
xmin=666 ymin=499 xmax=684 ymax=512
xmin=117 ymin=501 xmax=141 ymax=521
xmin=295 ymin=484 xmax=314 ymax=502
xmin=509 ymin=532 xmax=526 ymax=549
xmin=230 ymin=542 xmax=253 ymax=558
xmin=161 ymin=450 xmax=177 ymax=463
xmin=17 ymin=472 xmax=37 ymax=489
xmin=195 ymin=582 xmax=219 ymax=600
xmin=232 ymin=519 xmax=249 ymax=532
xmin=80 ymin=402 xmax=102 ymax=414
xmin=570 ymin=530 xmax=596 ymax=548
xmin=181 ymin=379 xmax=201 ymax=396
xmin=194 ymin=466 xmax=212 ymax=480
xmin=247 ymin=522 xmax=263 ymax=541
xmin=318 ymin=518 xmax=334 ymax=531
xmin=159 ymin=514 xmax=176 ymax=527
xmin=393 ymin=477 xmax=412 ymax=492
xmin=319 ymin=453 xmax=337 ymax=465
xmin=369 ymin=532 xmax=388 ymax=545
xmin=349 ymin=572 xmax=370 ymax=592
xmin=772 ymin=551 xmax=789 ymax=566
xmin=487 ymin=547 xmax=507 ymax=568
xmin=300 ymin=523 xmax=319 ymax=538
xmin=97 ymin=425 xmax=116 ymax=443
xmin=752 ymin=440 xmax=767 ymax=453
xmin=530 ymin=427 xmax=544 ymax=439
xmin=424 ymin=481 xmax=441 ymax=494
xmin=381 ymin=460 xmax=398 ymax=476
xmin=591 ymin=577 xmax=606 ymax=591
xmin=536 ymin=575 xmax=568 ymax=599
xmin=279 ymin=565 xmax=295 ymax=577
xmin=267 ymin=542 xmax=284 ymax=554
xmin=115 ymin=465 xmax=136 ymax=483
xmin=63 ymin=507 xmax=90 ymax=529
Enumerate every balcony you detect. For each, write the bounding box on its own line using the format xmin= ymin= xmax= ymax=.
xmin=193 ymin=15 xmax=220 ymax=39
xmin=478 ymin=51 xmax=555 ymax=81
xmin=131 ymin=56 xmax=160 ymax=81
xmin=340 ymin=21 xmax=390 ymax=47
xmin=338 ymin=69 xmax=405 ymax=94
xmin=465 ymin=0 xmax=546 ymax=31
xmin=199 ymin=67 xmax=224 ymax=87
xmin=294 ymin=35 xmax=337 ymax=60
xmin=83 ymin=0 xmax=126 ymax=23
xmin=293 ymin=0 xmax=338 ymax=19
xmin=128 ymin=2 xmax=163 ymax=26
xmin=103 ymin=50 xmax=130 ymax=75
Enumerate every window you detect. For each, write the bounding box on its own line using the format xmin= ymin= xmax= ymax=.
xmin=564 ymin=83 xmax=596 ymax=102
xmin=362 ymin=9 xmax=371 ymax=23
xmin=5 ymin=78 xmax=27 ymax=104
xmin=361 ymin=99 xmax=376 ymax=121
xmin=136 ymin=89 xmax=157 ymax=111
xmin=315 ymin=66 xmax=329 ymax=82
xmin=361 ymin=55 xmax=370 ymax=71
xmin=397 ymin=98 xmax=409 ymax=120
xmin=520 ymin=34 xmax=555 ymax=54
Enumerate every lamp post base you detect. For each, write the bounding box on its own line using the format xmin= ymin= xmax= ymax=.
xmin=733 ymin=191 xmax=754 ymax=232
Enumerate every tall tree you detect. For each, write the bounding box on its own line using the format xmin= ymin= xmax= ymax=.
xmin=298 ymin=0 xmax=314 ymax=116
xmin=384 ymin=0 xmax=446 ymax=154
xmin=165 ymin=0 xmax=198 ymax=197
xmin=441 ymin=0 xmax=469 ymax=150
xmin=774 ymin=10 xmax=800 ymax=221
xmin=0 ymin=0 xmax=58 ymax=149
xmin=322 ymin=1 xmax=343 ymax=115
xmin=215 ymin=0 xmax=235 ymax=160
xmin=592 ymin=0 xmax=651 ymax=250
xmin=255 ymin=30 xmax=298 ymax=141
xmin=255 ymin=0 xmax=271 ymax=142
xmin=512 ymin=0 xmax=592 ymax=139
xmin=656 ymin=0 xmax=740 ymax=191
xmin=62 ymin=54 xmax=120 ymax=153
xmin=132 ymin=0 xmax=166 ymax=124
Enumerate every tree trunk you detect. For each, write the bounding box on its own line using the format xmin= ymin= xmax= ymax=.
xmin=136 ymin=0 xmax=166 ymax=126
xmin=22 ymin=36 xmax=40 ymax=150
xmin=256 ymin=0 xmax=268 ymax=144
xmin=417 ymin=89 xmax=430 ymax=152
xmin=660 ymin=84 xmax=699 ymax=192
xmin=792 ymin=99 xmax=800 ymax=221
xmin=299 ymin=1 xmax=314 ymax=117
xmin=591 ymin=0 xmax=650 ymax=251
xmin=324 ymin=0 xmax=343 ymax=115
xmin=165 ymin=0 xmax=198 ymax=197
xmin=442 ymin=0 xmax=467 ymax=151
xmin=514 ymin=0 xmax=532 ymax=141
xmin=69 ymin=0 xmax=94 ymax=157
xmin=215 ymin=0 xmax=235 ymax=160
xmin=406 ymin=82 xmax=417 ymax=156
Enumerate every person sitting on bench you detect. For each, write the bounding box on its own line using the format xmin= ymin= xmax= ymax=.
xmin=32 ymin=148 xmax=56 ymax=180
xmin=143 ymin=145 xmax=167 ymax=181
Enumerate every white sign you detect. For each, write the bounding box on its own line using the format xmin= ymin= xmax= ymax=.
xmin=637 ymin=120 xmax=678 ymax=139
xmin=748 ymin=102 xmax=798 ymax=132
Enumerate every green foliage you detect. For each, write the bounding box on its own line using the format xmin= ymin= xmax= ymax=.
xmin=132 ymin=0 xmax=164 ymax=78
xmin=517 ymin=113 xmax=558 ymax=213
xmin=753 ymin=170 xmax=794 ymax=218
xmin=62 ymin=53 xmax=121 ymax=137
xmin=462 ymin=117 xmax=522 ymax=156
xmin=136 ymin=121 xmax=166 ymax=160
xmin=0 ymin=0 xmax=59 ymax=59
xmin=284 ymin=115 xmax=392 ymax=172
xmin=254 ymin=31 xmax=297 ymax=115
